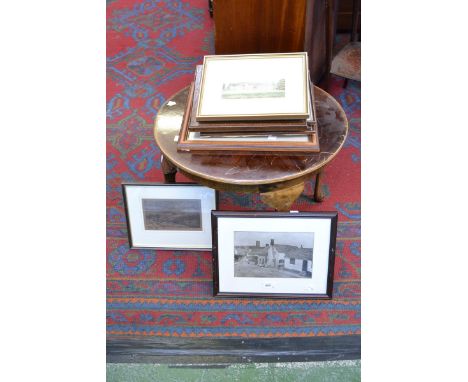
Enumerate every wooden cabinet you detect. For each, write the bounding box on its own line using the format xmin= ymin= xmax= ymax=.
xmin=213 ymin=0 xmax=333 ymax=84
xmin=304 ymin=0 xmax=330 ymax=83
xmin=336 ymin=0 xmax=361 ymax=33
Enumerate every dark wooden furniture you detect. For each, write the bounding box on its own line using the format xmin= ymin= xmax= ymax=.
xmin=212 ymin=0 xmax=334 ymax=84
xmin=330 ymin=0 xmax=361 ymax=87
xmin=336 ymin=0 xmax=361 ymax=32
xmin=154 ymin=85 xmax=348 ymax=211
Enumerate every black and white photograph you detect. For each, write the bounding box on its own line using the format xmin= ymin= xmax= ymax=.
xmin=212 ymin=211 xmax=338 ymax=299
xmin=234 ymin=231 xmax=313 ymax=278
xmin=122 ymin=183 xmax=217 ymax=250
xmin=142 ymin=198 xmax=202 ymax=231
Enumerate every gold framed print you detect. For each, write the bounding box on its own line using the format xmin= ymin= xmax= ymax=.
xmin=196 ymin=52 xmax=310 ymax=121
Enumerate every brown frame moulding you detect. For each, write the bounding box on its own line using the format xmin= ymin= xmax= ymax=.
xmin=189 ymin=65 xmax=315 ymax=133
xmin=177 ymin=83 xmax=320 ymax=155
xmin=211 ymin=211 xmax=338 ymax=299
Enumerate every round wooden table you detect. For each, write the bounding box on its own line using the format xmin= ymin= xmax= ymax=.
xmin=154 ymin=86 xmax=348 ymax=211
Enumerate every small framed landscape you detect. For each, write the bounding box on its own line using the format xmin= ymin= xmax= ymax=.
xmin=122 ymin=183 xmax=217 ymax=250
xmin=211 ymin=211 xmax=338 ymax=299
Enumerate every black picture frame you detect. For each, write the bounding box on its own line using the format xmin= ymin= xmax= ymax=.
xmin=122 ymin=182 xmax=219 ymax=251
xmin=211 ymin=211 xmax=337 ymax=299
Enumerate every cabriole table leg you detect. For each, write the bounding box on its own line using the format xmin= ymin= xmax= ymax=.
xmin=314 ymin=170 xmax=325 ymax=202
xmin=161 ymin=155 xmax=177 ymax=183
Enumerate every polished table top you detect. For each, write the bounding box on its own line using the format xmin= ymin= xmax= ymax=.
xmin=154 ymin=85 xmax=348 ymax=191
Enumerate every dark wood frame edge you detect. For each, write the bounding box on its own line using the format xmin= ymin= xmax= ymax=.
xmin=121 ymin=182 xmax=219 ymax=251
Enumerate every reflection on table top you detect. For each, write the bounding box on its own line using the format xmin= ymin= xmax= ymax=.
xmin=154 ymin=86 xmax=348 ymax=186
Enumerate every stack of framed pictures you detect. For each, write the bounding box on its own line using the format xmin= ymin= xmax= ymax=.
xmin=176 ymin=53 xmax=320 ymax=155
xmin=122 ymin=183 xmax=337 ymax=299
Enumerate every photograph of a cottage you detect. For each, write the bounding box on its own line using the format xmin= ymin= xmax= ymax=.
xmin=234 ymin=231 xmax=314 ymax=278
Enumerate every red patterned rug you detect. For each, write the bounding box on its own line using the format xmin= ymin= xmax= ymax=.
xmin=107 ymin=0 xmax=360 ymax=338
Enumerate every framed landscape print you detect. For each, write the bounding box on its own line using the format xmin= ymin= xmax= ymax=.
xmin=211 ymin=211 xmax=338 ymax=298
xmin=196 ymin=53 xmax=310 ymax=121
xmin=122 ymin=183 xmax=217 ymax=250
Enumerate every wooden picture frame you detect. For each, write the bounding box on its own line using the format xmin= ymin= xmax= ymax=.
xmin=196 ymin=53 xmax=310 ymax=121
xmin=190 ymin=65 xmax=315 ymax=133
xmin=178 ymin=83 xmax=320 ymax=155
xmin=211 ymin=211 xmax=338 ymax=299
xmin=122 ymin=183 xmax=218 ymax=250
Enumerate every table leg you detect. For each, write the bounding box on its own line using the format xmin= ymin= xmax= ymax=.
xmin=260 ymin=182 xmax=304 ymax=212
xmin=161 ymin=155 xmax=177 ymax=183
xmin=314 ymin=170 xmax=324 ymax=202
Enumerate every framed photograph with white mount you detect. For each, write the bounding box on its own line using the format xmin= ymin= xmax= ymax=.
xmin=196 ymin=52 xmax=310 ymax=121
xmin=211 ymin=211 xmax=337 ymax=299
xmin=122 ymin=183 xmax=218 ymax=250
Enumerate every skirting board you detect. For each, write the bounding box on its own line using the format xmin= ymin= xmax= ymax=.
xmin=107 ymin=335 xmax=361 ymax=364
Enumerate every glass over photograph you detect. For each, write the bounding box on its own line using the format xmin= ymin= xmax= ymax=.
xmin=234 ymin=231 xmax=314 ymax=278
xmin=142 ymin=198 xmax=202 ymax=231
xmin=196 ymin=53 xmax=309 ymax=121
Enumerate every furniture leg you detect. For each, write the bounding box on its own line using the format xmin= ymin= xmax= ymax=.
xmin=322 ymin=0 xmax=336 ymax=92
xmin=320 ymin=71 xmax=333 ymax=92
xmin=351 ymin=0 xmax=361 ymax=42
xmin=161 ymin=155 xmax=177 ymax=183
xmin=208 ymin=0 xmax=213 ymax=17
xmin=326 ymin=0 xmax=336 ymax=75
xmin=314 ymin=171 xmax=325 ymax=202
xmin=260 ymin=182 xmax=305 ymax=212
